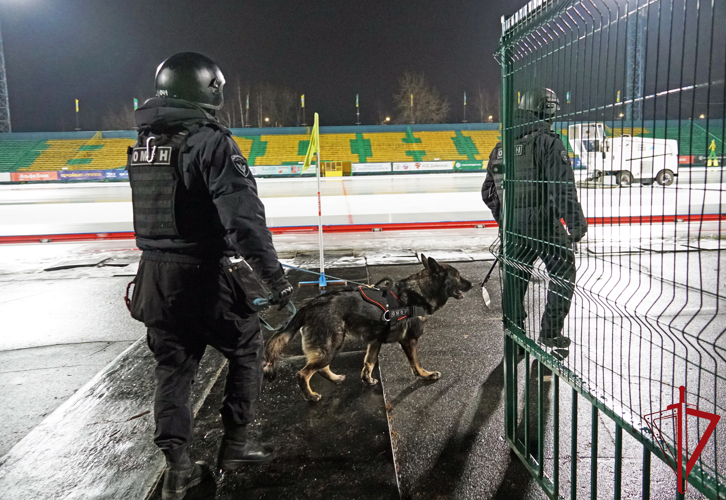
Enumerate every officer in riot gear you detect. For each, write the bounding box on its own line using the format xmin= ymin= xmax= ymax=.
xmin=481 ymin=88 xmax=587 ymax=349
xmin=127 ymin=52 xmax=293 ymax=500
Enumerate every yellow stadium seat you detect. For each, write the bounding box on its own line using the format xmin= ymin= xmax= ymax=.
xmin=2 ymin=128 xmax=503 ymax=173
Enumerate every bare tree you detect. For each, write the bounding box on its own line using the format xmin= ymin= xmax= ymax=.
xmin=393 ymin=71 xmax=450 ymax=124
xmin=274 ymin=88 xmax=297 ymax=126
xmin=375 ymin=100 xmax=392 ymax=125
xmin=236 ymin=80 xmax=246 ymax=128
xmin=101 ymin=104 xmax=135 ymax=130
xmin=255 ymin=91 xmax=264 ymax=127
xmin=251 ymin=83 xmax=298 ymax=127
xmin=217 ymin=81 xmax=245 ymax=128
xmin=474 ymin=86 xmax=498 ymax=122
xmin=217 ymin=109 xmax=233 ymax=128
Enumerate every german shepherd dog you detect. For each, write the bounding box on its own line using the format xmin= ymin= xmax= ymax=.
xmin=264 ymin=255 xmax=472 ymax=401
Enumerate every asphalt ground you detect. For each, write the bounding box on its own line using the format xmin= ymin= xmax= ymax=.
xmin=0 ymin=238 xmax=722 ymax=499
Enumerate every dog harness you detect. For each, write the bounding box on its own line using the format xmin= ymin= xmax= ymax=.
xmin=358 ymin=278 xmax=426 ymax=340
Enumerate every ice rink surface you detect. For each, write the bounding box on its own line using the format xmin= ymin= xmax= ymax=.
xmin=0 ymin=169 xmax=724 ymax=237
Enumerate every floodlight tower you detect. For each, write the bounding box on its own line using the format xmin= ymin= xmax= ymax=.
xmin=0 ymin=17 xmax=10 ymax=133
xmin=625 ymin=4 xmax=646 ymax=121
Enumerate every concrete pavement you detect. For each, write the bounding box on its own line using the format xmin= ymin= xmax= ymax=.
xmin=0 ymin=232 xmax=721 ymax=499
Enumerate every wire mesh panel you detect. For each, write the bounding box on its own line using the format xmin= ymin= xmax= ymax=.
xmin=494 ymin=0 xmax=725 ymax=497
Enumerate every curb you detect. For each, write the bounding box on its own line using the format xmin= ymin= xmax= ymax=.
xmin=0 ymin=338 xmax=226 ymax=500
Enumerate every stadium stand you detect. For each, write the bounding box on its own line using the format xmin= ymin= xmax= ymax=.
xmin=0 ymin=122 xmax=720 ymax=176
xmin=227 ymin=127 xmax=500 ymax=165
xmin=640 ymin=123 xmax=724 ymax=156
xmin=22 ymin=134 xmax=134 ymax=171
xmin=0 ymin=140 xmax=48 ymax=172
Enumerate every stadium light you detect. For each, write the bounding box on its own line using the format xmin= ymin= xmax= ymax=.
xmin=700 ymin=114 xmax=706 ymax=119
xmin=0 ymin=15 xmax=11 ymax=132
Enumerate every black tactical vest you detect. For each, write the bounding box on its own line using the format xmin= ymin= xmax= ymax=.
xmin=127 ymin=124 xmax=222 ymax=240
xmin=489 ymin=130 xmax=548 ymax=213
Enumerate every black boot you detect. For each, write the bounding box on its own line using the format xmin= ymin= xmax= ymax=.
xmin=538 ymin=333 xmax=571 ymax=349
xmin=217 ymin=421 xmax=274 ymax=471
xmin=161 ymin=453 xmax=209 ymax=500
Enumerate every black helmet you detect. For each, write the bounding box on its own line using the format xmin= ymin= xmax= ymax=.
xmin=155 ymin=52 xmax=225 ymax=110
xmin=519 ymin=88 xmax=560 ymax=117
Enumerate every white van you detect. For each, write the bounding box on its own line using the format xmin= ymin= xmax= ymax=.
xmin=567 ymin=123 xmax=678 ymax=186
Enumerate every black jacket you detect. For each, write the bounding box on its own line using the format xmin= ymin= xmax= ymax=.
xmin=481 ymin=111 xmax=587 ymax=241
xmin=133 ymin=98 xmax=281 ymax=281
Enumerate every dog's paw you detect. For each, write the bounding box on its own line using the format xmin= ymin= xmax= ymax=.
xmin=421 ymin=371 xmax=441 ymax=381
xmin=305 ymin=392 xmax=322 ymax=402
xmin=331 ymin=374 xmax=346 ymax=384
xmin=362 ymin=377 xmax=379 ymax=386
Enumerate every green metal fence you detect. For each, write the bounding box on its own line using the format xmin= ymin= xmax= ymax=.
xmin=495 ymin=0 xmax=725 ymax=498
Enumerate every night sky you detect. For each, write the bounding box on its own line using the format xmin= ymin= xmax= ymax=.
xmin=1 ymin=0 xmax=519 ymax=132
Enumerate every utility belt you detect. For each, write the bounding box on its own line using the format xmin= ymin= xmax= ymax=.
xmin=358 ymin=278 xmax=426 ymax=341
xmin=124 ymin=251 xmax=220 ymax=312
xmin=125 ymin=252 xmax=295 ymax=331
xmin=139 ymin=250 xmax=220 ymax=265
xmin=127 ymin=251 xmax=266 ymax=311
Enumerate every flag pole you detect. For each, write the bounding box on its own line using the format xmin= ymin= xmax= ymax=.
xmin=316 ymin=138 xmax=326 ymax=288
xmin=297 ymin=112 xmax=345 ymax=291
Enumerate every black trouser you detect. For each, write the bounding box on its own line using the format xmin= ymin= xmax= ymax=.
xmin=130 ymin=251 xmax=263 ymax=464
xmin=502 ymin=230 xmax=576 ymax=338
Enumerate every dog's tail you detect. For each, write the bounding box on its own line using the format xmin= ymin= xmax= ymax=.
xmin=263 ymin=309 xmax=305 ymax=381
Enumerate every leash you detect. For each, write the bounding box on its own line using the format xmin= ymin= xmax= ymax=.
xmin=254 ymin=299 xmax=297 ymax=332
xmin=280 ymin=263 xmax=374 ymax=289
xmin=479 ymin=255 xmax=499 ymax=287
xmin=256 ymin=262 xmax=376 ymax=332
xmin=258 ymin=264 xmax=386 ymax=333
xmin=255 ymin=263 xmax=370 ymax=333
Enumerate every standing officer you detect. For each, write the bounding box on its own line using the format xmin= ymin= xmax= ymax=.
xmin=127 ymin=52 xmax=293 ymax=500
xmin=481 ymin=88 xmax=587 ymax=349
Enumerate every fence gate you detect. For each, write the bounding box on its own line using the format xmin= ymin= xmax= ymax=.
xmin=496 ymin=0 xmax=725 ymax=498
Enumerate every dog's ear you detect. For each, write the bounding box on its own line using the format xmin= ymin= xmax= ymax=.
xmin=427 ymin=256 xmax=442 ymax=271
xmin=421 ymin=254 xmax=429 ymax=270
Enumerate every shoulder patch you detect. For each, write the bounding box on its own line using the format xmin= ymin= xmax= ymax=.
xmin=560 ymin=151 xmax=570 ymax=164
xmin=232 ymin=155 xmax=249 ymax=177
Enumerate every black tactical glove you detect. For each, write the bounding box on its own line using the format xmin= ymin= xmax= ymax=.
xmin=568 ymin=224 xmax=587 ymax=243
xmin=268 ymin=266 xmax=293 ymax=309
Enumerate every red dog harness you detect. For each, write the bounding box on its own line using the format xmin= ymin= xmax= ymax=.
xmin=358 ymin=278 xmax=426 ymax=337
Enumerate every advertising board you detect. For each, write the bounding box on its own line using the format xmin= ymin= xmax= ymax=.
xmin=59 ymin=170 xmax=106 ymax=181
xmin=392 ymin=161 xmax=455 ymax=172
xmin=249 ymin=165 xmax=312 ymax=176
xmin=10 ymin=172 xmax=59 ymax=181
xmin=104 ymin=170 xmax=129 ymax=180
xmin=352 ymin=163 xmax=392 ymax=173
xmin=454 ymin=160 xmax=484 ymax=170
